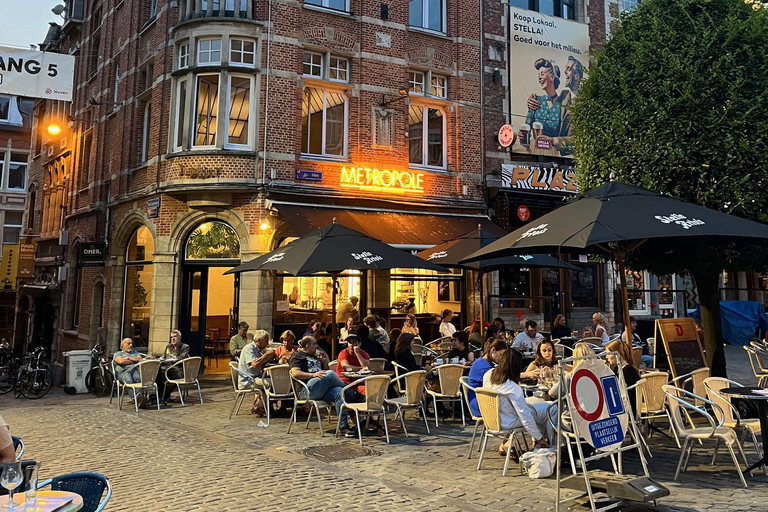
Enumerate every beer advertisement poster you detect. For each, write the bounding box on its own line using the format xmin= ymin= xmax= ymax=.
xmin=508 ymin=8 xmax=589 ymax=158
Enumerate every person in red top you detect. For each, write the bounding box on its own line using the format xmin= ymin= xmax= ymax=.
xmin=336 ymin=332 xmax=370 ymax=395
xmin=275 ymin=330 xmax=299 ymax=363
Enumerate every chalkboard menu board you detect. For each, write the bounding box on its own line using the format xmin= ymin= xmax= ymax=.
xmin=653 ymin=319 xmax=707 ymax=378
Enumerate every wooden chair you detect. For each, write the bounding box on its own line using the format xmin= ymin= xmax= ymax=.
xmin=228 ymin=361 xmax=256 ymax=419
xmin=425 ymin=364 xmax=465 ymax=427
xmin=662 ymin=384 xmax=749 ymax=487
xmin=474 ymin=388 xmax=529 ymax=476
xmin=369 ymin=358 xmax=387 ymax=372
xmin=119 ymin=360 xmax=162 ymax=412
xmin=459 ymin=376 xmax=483 ymax=459
xmin=163 ymin=356 xmax=203 ymax=407
xmin=335 ymin=375 xmax=392 ymax=445
xmin=204 ymin=337 xmax=218 ymax=368
xmin=288 ymin=375 xmax=333 ymax=437
xmin=263 ymin=365 xmax=294 ymax=426
xmin=385 ymin=370 xmax=430 ymax=437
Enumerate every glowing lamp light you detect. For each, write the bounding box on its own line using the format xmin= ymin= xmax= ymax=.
xmin=260 ymin=221 xmax=269 ymax=230
xmin=47 ymin=124 xmax=63 ymax=136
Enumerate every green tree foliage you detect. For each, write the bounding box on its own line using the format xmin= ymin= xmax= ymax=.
xmin=186 ymin=222 xmax=241 ymax=259
xmin=571 ymin=0 xmax=768 ymax=375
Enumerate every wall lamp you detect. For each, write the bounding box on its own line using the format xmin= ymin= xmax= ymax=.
xmin=380 ymin=88 xmax=409 ymax=107
xmin=88 ymin=97 xmax=120 ymax=107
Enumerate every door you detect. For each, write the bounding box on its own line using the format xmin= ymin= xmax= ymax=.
xmin=180 ymin=267 xmax=208 ymax=359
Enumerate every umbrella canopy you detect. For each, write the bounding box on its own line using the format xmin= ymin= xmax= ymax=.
xmin=416 ymin=227 xmax=581 ymax=271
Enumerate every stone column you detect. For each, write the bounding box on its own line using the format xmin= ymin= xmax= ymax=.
xmin=149 ymin=250 xmax=179 ymax=355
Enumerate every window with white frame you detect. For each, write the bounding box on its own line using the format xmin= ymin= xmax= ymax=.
xmin=8 ymin=153 xmax=27 ymax=190
xmin=140 ymin=102 xmax=151 ymax=162
xmin=230 ymin=38 xmax=256 ymax=66
xmin=0 ymin=96 xmax=10 ymax=122
xmin=328 ymin=56 xmax=348 ymax=82
xmin=305 ymin=0 xmax=349 ymax=12
xmin=408 ymin=105 xmax=445 ymax=168
xmin=178 ymin=43 xmax=189 ymax=69
xmin=510 ymin=0 xmax=575 ymax=20
xmin=303 ymin=52 xmax=349 ymax=82
xmin=226 ymin=75 xmax=252 ymax=146
xmin=620 ymin=0 xmax=638 ymax=12
xmin=197 ymin=38 xmax=222 ymax=65
xmin=175 ymin=78 xmax=188 ymax=150
xmin=408 ymin=70 xmax=447 ymax=98
xmin=301 ymin=87 xmax=347 ymax=157
xmin=150 ymin=0 xmax=158 ymax=18
xmin=303 ymin=52 xmax=323 ymax=77
xmin=409 ymin=0 xmax=445 ymax=32
xmin=194 ymin=74 xmax=220 ymax=146
xmin=3 ymin=212 xmax=22 ymax=244
xmin=626 ymin=270 xmax=651 ymax=314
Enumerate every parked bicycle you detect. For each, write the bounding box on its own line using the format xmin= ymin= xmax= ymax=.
xmin=85 ymin=343 xmax=114 ymax=397
xmin=0 ymin=346 xmax=53 ymax=399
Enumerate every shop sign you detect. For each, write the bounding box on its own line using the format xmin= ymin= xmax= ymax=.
xmin=18 ymin=240 xmax=35 ymax=278
xmin=501 ymin=164 xmax=578 ymax=193
xmin=517 ymin=205 xmax=530 ymax=221
xmin=147 ymin=198 xmax=160 ymax=219
xmin=0 ymin=244 xmax=19 ymax=290
xmin=79 ymin=242 xmax=106 ymax=267
xmin=498 ymin=124 xmax=515 ymax=148
xmin=296 ymin=170 xmax=323 ymax=181
xmin=340 ymin=166 xmax=424 ymax=194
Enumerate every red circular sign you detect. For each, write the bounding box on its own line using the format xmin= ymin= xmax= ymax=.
xmin=498 ymin=124 xmax=515 ymax=148
xmin=517 ymin=205 xmax=530 ymax=221
xmin=570 ymin=368 xmax=605 ymax=422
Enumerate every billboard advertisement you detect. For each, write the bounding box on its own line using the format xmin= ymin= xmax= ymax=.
xmin=508 ymin=8 xmax=589 ymax=158
xmin=0 ymin=45 xmax=75 ymax=101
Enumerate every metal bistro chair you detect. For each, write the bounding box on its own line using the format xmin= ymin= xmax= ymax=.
xmin=109 ymin=360 xmax=126 ymax=405
xmin=662 ymin=385 xmax=750 ymax=488
xmin=11 ymin=436 xmax=24 ymax=461
xmin=744 ymin=346 xmax=768 ymax=387
xmin=671 ymin=367 xmax=710 ymax=407
xmin=335 ymin=375 xmax=392 ymax=445
xmin=38 ymin=472 xmax=112 ymax=512
xmin=459 ymin=376 xmax=484 ymax=459
xmin=636 ymin=371 xmax=680 ymax=447
xmin=475 ymin=388 xmax=529 ymax=476
xmin=228 ymin=361 xmax=259 ymax=419
xmin=368 ymin=358 xmax=387 ymax=372
xmin=386 ymin=369 xmax=430 ymax=437
xmin=425 ymin=363 xmax=466 ymax=427
xmin=576 ymin=339 xmax=605 ymax=352
xmin=119 ymin=359 xmax=162 ymax=412
xmin=328 ymin=360 xmax=338 ymax=373
xmin=163 ymin=356 xmax=203 ymax=407
xmin=554 ymin=342 xmax=573 ymax=360
xmin=288 ymin=374 xmax=333 ymax=437
xmin=262 ymin=364 xmax=295 ymax=426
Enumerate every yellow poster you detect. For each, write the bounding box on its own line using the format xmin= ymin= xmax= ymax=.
xmin=0 ymin=244 xmax=19 ymax=290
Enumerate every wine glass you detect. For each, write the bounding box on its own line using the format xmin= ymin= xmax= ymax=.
xmin=1 ymin=461 xmax=23 ymax=510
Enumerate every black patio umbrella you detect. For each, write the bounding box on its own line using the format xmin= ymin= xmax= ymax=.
xmin=226 ymin=220 xmax=447 ymax=357
xmin=460 ymin=182 xmax=768 ymax=358
xmin=416 ymin=226 xmax=582 ymax=338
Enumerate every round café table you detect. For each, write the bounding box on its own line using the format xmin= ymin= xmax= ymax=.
xmin=0 ymin=490 xmax=83 ymax=511
xmin=720 ymin=386 xmax=768 ymax=474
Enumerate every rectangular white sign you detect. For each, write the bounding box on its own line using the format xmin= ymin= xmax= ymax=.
xmin=0 ymin=45 xmax=75 ymax=101
xmin=508 ymin=8 xmax=589 ymax=159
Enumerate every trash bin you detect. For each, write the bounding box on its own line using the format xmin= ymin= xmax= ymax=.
xmin=63 ymin=350 xmax=92 ymax=394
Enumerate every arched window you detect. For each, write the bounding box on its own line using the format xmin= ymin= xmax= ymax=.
xmin=27 ymin=189 xmax=36 ymax=230
xmin=185 ymin=220 xmax=240 ymax=260
xmin=122 ymin=226 xmax=155 ymax=348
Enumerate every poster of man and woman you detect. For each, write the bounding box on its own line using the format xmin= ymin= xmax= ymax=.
xmin=509 ymin=8 xmax=590 ymax=158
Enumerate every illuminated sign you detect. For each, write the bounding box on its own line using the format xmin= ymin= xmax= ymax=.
xmin=340 ymin=166 xmax=424 ymax=194
xmin=501 ymin=164 xmax=578 ymax=193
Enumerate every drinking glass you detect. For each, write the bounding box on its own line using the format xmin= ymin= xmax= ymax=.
xmin=23 ymin=463 xmax=39 ymax=511
xmin=1 ymin=461 xmax=23 ymax=510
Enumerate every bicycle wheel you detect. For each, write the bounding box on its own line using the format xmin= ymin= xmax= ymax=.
xmin=86 ymin=368 xmax=114 ymax=397
xmin=0 ymin=365 xmax=15 ymax=394
xmin=19 ymin=369 xmax=52 ymax=399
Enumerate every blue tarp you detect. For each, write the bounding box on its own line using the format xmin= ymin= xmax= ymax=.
xmin=689 ymin=300 xmax=768 ymax=346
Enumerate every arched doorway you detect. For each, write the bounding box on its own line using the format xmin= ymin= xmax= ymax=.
xmin=179 ymin=221 xmax=241 ymax=369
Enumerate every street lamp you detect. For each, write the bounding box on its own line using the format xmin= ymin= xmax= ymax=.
xmin=47 ymin=123 xmax=63 ymax=136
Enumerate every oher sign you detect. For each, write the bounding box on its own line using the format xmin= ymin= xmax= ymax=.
xmin=0 ymin=45 xmax=75 ymax=101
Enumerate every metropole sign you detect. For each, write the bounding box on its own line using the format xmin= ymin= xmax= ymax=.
xmin=0 ymin=45 xmax=75 ymax=101
xmin=340 ymin=165 xmax=424 ymax=194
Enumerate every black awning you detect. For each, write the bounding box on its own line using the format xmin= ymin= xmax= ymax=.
xmin=271 ymin=203 xmax=506 ymax=248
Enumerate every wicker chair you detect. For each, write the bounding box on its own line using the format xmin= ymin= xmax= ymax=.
xmin=263 ymin=365 xmax=295 ymax=425
xmin=662 ymin=385 xmax=749 ymax=488
xmin=328 ymin=360 xmax=338 ymax=373
xmin=163 ymin=356 xmax=203 ymax=407
xmin=576 ymin=339 xmax=605 ymax=351
xmin=636 ymin=371 xmax=679 ymax=447
xmin=288 ymin=375 xmax=333 ymax=437
xmin=368 ymin=358 xmax=387 ymax=372
xmin=228 ymin=361 xmax=257 ymax=419
xmin=11 ymin=436 xmax=23 ymax=461
xmin=671 ymin=367 xmax=710 ymax=407
xmin=37 ymin=472 xmax=112 ymax=512
xmin=459 ymin=376 xmax=484 ymax=459
xmin=335 ymin=375 xmax=392 ymax=445
xmin=119 ymin=359 xmax=162 ymax=412
xmin=745 ymin=345 xmax=768 ymax=386
xmin=474 ymin=388 xmax=529 ymax=476
xmin=385 ymin=370 xmax=430 ymax=437
xmin=109 ymin=360 xmax=127 ymax=405
xmin=425 ymin=364 xmax=465 ymax=427
xmin=631 ymin=347 xmax=643 ymax=368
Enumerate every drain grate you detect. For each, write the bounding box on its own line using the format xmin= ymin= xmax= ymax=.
xmin=300 ymin=443 xmax=381 ymax=463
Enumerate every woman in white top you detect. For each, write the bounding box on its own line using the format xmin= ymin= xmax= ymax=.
xmin=585 ymin=312 xmax=610 ymax=346
xmin=439 ymin=309 xmax=457 ymax=338
xmin=482 ymin=349 xmax=553 ymax=451
xmin=340 ymin=316 xmax=355 ymax=342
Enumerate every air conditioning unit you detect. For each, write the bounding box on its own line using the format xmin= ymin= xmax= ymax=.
xmin=59 ymin=230 xmax=69 ymax=245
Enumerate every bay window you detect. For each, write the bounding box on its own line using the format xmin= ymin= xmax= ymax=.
xmin=226 ymin=75 xmax=252 ymax=147
xmin=230 ymin=38 xmax=256 ymax=67
xmin=178 ymin=43 xmax=189 ymax=69
xmin=197 ymin=38 xmax=222 ymax=65
xmin=175 ymin=78 xmax=188 ymax=149
xmin=194 ymin=74 xmax=220 ymax=147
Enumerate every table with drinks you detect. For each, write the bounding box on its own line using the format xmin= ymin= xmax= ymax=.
xmin=1 ymin=461 xmax=83 ymax=511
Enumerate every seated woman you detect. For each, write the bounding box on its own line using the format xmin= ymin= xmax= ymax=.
xmin=605 ymin=340 xmax=641 ymax=414
xmin=584 ymin=312 xmax=610 ymax=346
xmin=549 ymin=344 xmax=595 ymax=399
xmin=468 ymin=339 xmax=507 ymax=417
xmin=482 ymin=349 xmax=553 ymax=454
xmin=550 ymin=314 xmax=571 ymax=340
xmin=275 ymin=330 xmax=299 ymax=364
xmin=402 ymin=314 xmax=419 ymax=336
xmin=314 ymin=322 xmax=332 ymax=356
xmin=394 ymin=333 xmax=421 ymax=372
xmin=340 ymin=317 xmax=356 ymax=343
xmin=336 ymin=332 xmax=371 ymax=395
xmin=521 ymin=339 xmax=557 ymax=380
xmin=468 ymin=322 xmax=483 ymax=349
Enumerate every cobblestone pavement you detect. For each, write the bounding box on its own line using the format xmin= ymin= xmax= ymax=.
xmin=1 ymin=345 xmax=766 ymax=512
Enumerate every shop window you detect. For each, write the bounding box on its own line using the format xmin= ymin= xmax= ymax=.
xmin=511 ymin=0 xmax=575 ymax=20
xmin=301 ymin=87 xmax=347 ymax=158
xmin=0 ymin=96 xmax=9 ymax=122
xmin=8 ymin=153 xmax=27 ymax=190
xmin=408 ymin=105 xmax=445 ymax=169
xmin=305 ymin=0 xmax=349 ymax=13
xmin=194 ymin=74 xmax=220 ymax=147
xmin=408 ymin=70 xmax=447 ymax=98
xmin=409 ymin=0 xmax=446 ymax=32
xmin=571 ymin=262 xmax=600 ymax=308
xmin=122 ymin=226 xmax=155 ymax=347
xmin=226 ymin=75 xmax=252 ymax=147
xmin=185 ymin=221 xmax=240 ymax=259
xmin=3 ymin=212 xmax=22 ymax=244
xmin=197 ymin=38 xmax=222 ymax=65
xmin=230 ymin=39 xmax=256 ymax=67
xmin=626 ymin=270 xmax=650 ymax=314
xmin=178 ymin=42 xmax=189 ymax=69
xmin=390 ymin=268 xmax=462 ymax=314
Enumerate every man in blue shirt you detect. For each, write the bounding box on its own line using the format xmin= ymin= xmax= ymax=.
xmin=113 ymin=338 xmax=144 ymax=400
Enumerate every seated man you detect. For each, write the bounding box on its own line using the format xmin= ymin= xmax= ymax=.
xmin=230 ymin=321 xmax=250 ymax=360
xmin=0 ymin=414 xmax=14 ymax=463
xmin=336 ymin=332 xmax=370 ymax=395
xmin=160 ymin=330 xmax=190 ymax=403
xmin=621 ymin=316 xmax=653 ymax=367
xmin=446 ymin=331 xmax=475 ymax=364
xmin=113 ymin=338 xmax=145 ymax=403
xmin=290 ymin=337 xmax=356 ymax=436
xmin=238 ymin=330 xmax=277 ymax=415
xmin=512 ymin=320 xmax=544 ymax=351
xmin=275 ymin=330 xmax=299 ymax=364
xmin=336 ymin=296 xmax=359 ymax=323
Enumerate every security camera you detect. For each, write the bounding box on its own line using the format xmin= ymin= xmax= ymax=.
xmin=52 ymin=4 xmax=67 ymax=15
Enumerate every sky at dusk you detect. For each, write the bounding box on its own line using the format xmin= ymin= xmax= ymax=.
xmin=1 ymin=0 xmax=63 ymax=48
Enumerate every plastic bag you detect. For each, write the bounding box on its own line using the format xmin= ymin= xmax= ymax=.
xmin=520 ymin=447 xmax=557 ymax=479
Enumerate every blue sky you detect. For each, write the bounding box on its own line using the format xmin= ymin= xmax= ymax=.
xmin=1 ymin=0 xmax=62 ymax=48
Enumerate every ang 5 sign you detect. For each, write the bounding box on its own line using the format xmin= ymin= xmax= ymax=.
xmin=0 ymin=45 xmax=75 ymax=101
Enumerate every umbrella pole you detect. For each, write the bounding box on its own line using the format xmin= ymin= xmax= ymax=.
xmin=479 ymin=269 xmax=485 ymax=341
xmin=615 ymin=253 xmax=635 ymax=366
xmin=331 ymin=271 xmax=339 ymax=360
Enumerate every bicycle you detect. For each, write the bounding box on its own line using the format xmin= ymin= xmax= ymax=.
xmin=0 ymin=347 xmax=53 ymax=399
xmin=85 ymin=343 xmax=114 ymax=397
